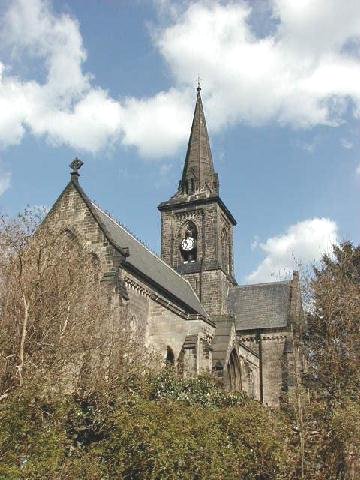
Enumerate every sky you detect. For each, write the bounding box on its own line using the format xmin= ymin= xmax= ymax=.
xmin=0 ymin=0 xmax=360 ymax=284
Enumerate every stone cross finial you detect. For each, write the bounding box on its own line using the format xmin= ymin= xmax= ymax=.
xmin=70 ymin=157 xmax=83 ymax=182
xmin=70 ymin=157 xmax=83 ymax=173
xmin=197 ymin=75 xmax=201 ymax=94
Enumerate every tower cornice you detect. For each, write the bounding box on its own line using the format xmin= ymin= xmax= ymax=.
xmin=158 ymin=195 xmax=236 ymax=226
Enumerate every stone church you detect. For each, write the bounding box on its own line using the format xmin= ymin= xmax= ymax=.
xmin=44 ymin=85 xmax=302 ymax=407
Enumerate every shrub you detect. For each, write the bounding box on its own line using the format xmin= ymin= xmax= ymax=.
xmin=0 ymin=374 xmax=295 ymax=480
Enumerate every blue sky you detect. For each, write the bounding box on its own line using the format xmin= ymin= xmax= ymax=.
xmin=0 ymin=0 xmax=360 ymax=283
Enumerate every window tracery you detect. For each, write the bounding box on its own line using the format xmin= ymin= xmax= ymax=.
xmin=179 ymin=220 xmax=198 ymax=263
xmin=221 ymin=228 xmax=230 ymax=273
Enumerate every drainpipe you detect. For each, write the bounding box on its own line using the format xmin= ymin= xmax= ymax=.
xmin=200 ymin=210 xmax=206 ymax=303
xmin=199 ymin=257 xmax=203 ymax=302
xmin=257 ymin=330 xmax=264 ymax=404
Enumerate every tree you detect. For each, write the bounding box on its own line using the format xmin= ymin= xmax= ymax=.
xmin=301 ymin=242 xmax=360 ymax=479
xmin=0 ymin=209 xmax=296 ymax=480
xmin=0 ymin=369 xmax=296 ymax=480
xmin=0 ymin=209 xmax=151 ymax=399
xmin=307 ymin=242 xmax=360 ymax=402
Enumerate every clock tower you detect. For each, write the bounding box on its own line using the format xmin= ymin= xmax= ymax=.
xmin=158 ymin=85 xmax=237 ymax=316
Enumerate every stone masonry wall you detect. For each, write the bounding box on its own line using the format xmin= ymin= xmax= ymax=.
xmin=44 ymin=182 xmax=125 ymax=282
xmin=123 ymin=266 xmax=214 ymax=367
xmin=46 ymin=181 xmax=214 ymax=375
xmin=238 ymin=331 xmax=292 ymax=407
xmin=260 ymin=332 xmax=288 ymax=407
xmin=196 ymin=269 xmax=232 ymax=316
xmin=122 ymin=271 xmax=151 ymax=345
xmin=160 ymin=200 xmax=235 ymax=317
xmin=161 ymin=202 xmax=233 ymax=273
xmin=147 ymin=298 xmax=214 ymax=371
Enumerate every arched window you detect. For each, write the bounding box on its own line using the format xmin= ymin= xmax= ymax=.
xmin=166 ymin=346 xmax=175 ymax=365
xmin=226 ymin=349 xmax=241 ymax=391
xmin=221 ymin=228 xmax=230 ymax=273
xmin=177 ymin=349 xmax=184 ymax=375
xmin=184 ymin=178 xmax=196 ymax=195
xmin=246 ymin=366 xmax=255 ymax=399
xmin=129 ymin=314 xmax=138 ymax=333
xmin=180 ymin=221 xmax=198 ymax=263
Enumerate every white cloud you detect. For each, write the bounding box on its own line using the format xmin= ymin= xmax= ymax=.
xmin=250 ymin=235 xmax=260 ymax=251
xmin=120 ymin=89 xmax=192 ymax=158
xmin=1 ymin=0 xmax=88 ymax=98
xmin=299 ymin=140 xmax=317 ymax=153
xmin=156 ymin=1 xmax=360 ymax=132
xmin=341 ymin=138 xmax=354 ymax=150
xmin=31 ymin=89 xmax=123 ymax=152
xmin=247 ymin=218 xmax=339 ymax=283
xmin=0 ymin=0 xmax=193 ymax=157
xmin=0 ymin=165 xmax=11 ymax=196
xmin=0 ymin=0 xmax=122 ymax=152
xmin=2 ymin=0 xmax=360 ymax=158
xmin=356 ymin=163 xmax=360 ymax=175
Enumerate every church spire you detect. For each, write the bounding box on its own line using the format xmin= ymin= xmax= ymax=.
xmin=179 ymin=84 xmax=219 ymax=197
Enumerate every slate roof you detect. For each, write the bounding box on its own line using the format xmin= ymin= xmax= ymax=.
xmin=89 ymin=202 xmax=207 ymax=317
xmin=228 ymin=281 xmax=291 ymax=331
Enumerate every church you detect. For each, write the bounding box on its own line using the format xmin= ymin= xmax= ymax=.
xmin=44 ymin=85 xmax=302 ymax=407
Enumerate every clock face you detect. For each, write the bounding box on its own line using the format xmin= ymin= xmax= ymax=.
xmin=181 ymin=237 xmax=195 ymax=251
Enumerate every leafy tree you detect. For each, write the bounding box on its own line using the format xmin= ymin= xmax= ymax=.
xmin=307 ymin=242 xmax=360 ymax=402
xmin=0 ymin=373 xmax=295 ymax=480
xmin=300 ymin=242 xmax=360 ymax=479
xmin=2 ymin=210 xmax=359 ymax=479
xmin=0 ymin=209 xmax=152 ymax=398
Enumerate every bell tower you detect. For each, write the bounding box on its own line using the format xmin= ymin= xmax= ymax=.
xmin=158 ymin=84 xmax=237 ymax=316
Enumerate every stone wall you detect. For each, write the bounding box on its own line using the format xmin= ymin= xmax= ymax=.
xmin=160 ymin=202 xmax=234 ymax=273
xmin=123 ymin=268 xmax=214 ymax=371
xmin=260 ymin=332 xmax=289 ymax=407
xmin=147 ymin=298 xmax=214 ymax=372
xmin=44 ymin=181 xmax=126 ymax=287
xmin=160 ymin=200 xmax=235 ymax=317
xmin=179 ymin=269 xmax=232 ymax=316
xmin=45 ymin=178 xmax=298 ymax=403
xmin=45 ymin=180 xmax=215 ymax=375
xmin=238 ymin=331 xmax=293 ymax=407
xmin=238 ymin=343 xmax=260 ymax=401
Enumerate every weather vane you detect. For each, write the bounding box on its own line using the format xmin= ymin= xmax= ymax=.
xmin=197 ymin=75 xmax=202 ymax=92
xmin=70 ymin=157 xmax=84 ymax=173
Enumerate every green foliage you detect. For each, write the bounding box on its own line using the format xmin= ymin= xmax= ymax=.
xmin=2 ymin=210 xmax=358 ymax=479
xmin=297 ymin=242 xmax=360 ymax=479
xmin=106 ymin=397 xmax=292 ymax=480
xmin=0 ymin=374 xmax=294 ymax=480
xmin=307 ymin=242 xmax=360 ymax=402
xmin=0 ymin=387 xmax=71 ymax=479
xmin=150 ymin=368 xmax=247 ymax=407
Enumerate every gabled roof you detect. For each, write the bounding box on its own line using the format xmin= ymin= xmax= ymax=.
xmin=228 ymin=281 xmax=292 ymax=331
xmin=65 ymin=178 xmax=207 ymax=318
xmin=91 ymin=203 xmax=207 ymax=317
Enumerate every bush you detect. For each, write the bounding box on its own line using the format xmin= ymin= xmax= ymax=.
xmin=150 ymin=368 xmax=247 ymax=407
xmin=0 ymin=373 xmax=295 ymax=480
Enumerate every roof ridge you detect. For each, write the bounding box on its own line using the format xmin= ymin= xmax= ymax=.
xmin=237 ymin=280 xmax=291 ymax=288
xmin=90 ymin=201 xmax=201 ymax=298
